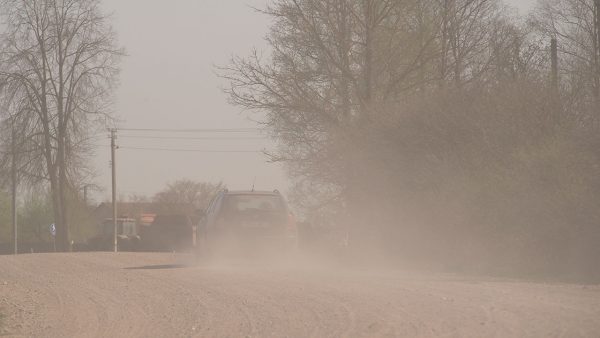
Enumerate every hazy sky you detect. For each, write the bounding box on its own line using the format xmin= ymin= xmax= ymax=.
xmin=93 ymin=0 xmax=536 ymax=202
xmin=505 ymin=0 xmax=536 ymax=12
xmin=95 ymin=0 xmax=277 ymax=202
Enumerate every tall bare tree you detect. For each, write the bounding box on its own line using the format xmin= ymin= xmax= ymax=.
xmin=224 ymin=0 xmax=600 ymax=279
xmin=0 ymin=0 xmax=123 ymax=251
xmin=222 ymin=0 xmax=437 ymax=202
xmin=435 ymin=0 xmax=501 ymax=87
xmin=534 ymin=0 xmax=600 ymax=128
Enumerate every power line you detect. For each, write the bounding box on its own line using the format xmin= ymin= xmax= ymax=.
xmin=110 ymin=128 xmax=118 ymax=252
xmin=118 ymin=135 xmax=267 ymax=140
xmin=116 ymin=127 xmax=262 ymax=133
xmin=117 ymin=146 xmax=264 ymax=153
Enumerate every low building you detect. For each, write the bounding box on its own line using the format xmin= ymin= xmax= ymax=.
xmin=93 ymin=202 xmax=196 ymax=234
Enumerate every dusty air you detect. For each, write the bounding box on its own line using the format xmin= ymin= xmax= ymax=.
xmin=0 ymin=0 xmax=599 ymax=337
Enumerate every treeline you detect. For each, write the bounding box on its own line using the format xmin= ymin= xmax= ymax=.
xmin=0 ymin=188 xmax=95 ymax=248
xmin=224 ymin=0 xmax=600 ymax=281
xmin=0 ymin=0 xmax=123 ymax=251
xmin=0 ymin=179 xmax=222 ymax=252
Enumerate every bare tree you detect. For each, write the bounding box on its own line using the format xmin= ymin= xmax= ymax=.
xmin=435 ymin=0 xmax=501 ymax=88
xmin=0 ymin=0 xmax=123 ymax=251
xmin=534 ymin=0 xmax=600 ymax=128
xmin=224 ymin=0 xmax=600 ymax=279
xmin=154 ymin=179 xmax=225 ymax=212
xmin=222 ymin=0 xmax=437 ymax=203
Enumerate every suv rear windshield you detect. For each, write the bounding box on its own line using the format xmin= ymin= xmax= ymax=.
xmin=221 ymin=194 xmax=285 ymax=216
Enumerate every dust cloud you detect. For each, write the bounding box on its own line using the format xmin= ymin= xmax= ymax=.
xmin=1 ymin=0 xmax=600 ymax=336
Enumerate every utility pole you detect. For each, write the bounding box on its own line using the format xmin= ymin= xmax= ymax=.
xmin=110 ymin=128 xmax=118 ymax=252
xmin=595 ymin=0 xmax=600 ymax=129
xmin=550 ymin=37 xmax=559 ymax=92
xmin=550 ymin=37 xmax=561 ymax=125
xmin=11 ymin=121 xmax=17 ymax=255
xmin=83 ymin=185 xmax=88 ymax=205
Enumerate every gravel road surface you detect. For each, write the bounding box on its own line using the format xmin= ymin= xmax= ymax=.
xmin=0 ymin=253 xmax=599 ymax=337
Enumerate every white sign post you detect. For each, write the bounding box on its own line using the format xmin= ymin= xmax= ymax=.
xmin=50 ymin=223 xmax=56 ymax=252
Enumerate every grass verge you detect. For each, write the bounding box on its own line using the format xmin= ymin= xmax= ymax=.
xmin=0 ymin=310 xmax=5 ymax=335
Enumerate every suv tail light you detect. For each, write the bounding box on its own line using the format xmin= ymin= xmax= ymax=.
xmin=287 ymin=213 xmax=297 ymax=234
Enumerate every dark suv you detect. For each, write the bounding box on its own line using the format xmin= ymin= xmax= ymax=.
xmin=197 ymin=189 xmax=297 ymax=255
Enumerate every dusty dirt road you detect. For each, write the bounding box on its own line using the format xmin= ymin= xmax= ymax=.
xmin=0 ymin=253 xmax=599 ymax=338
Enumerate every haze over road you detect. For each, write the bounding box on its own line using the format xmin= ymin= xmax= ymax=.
xmin=0 ymin=253 xmax=598 ymax=337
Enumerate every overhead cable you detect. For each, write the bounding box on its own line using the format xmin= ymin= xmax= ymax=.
xmin=117 ymin=146 xmax=263 ymax=153
xmin=116 ymin=128 xmax=262 ymax=133
xmin=118 ymin=135 xmax=267 ymax=140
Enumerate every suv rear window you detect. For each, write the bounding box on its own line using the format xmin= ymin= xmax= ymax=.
xmin=221 ymin=194 xmax=285 ymax=215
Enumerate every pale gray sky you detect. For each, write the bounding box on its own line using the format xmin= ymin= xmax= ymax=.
xmin=93 ymin=0 xmax=536 ymax=202
xmin=505 ymin=0 xmax=536 ymax=13
xmin=94 ymin=0 xmax=279 ymax=202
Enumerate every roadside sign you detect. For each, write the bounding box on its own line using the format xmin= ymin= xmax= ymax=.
xmin=50 ymin=223 xmax=56 ymax=237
